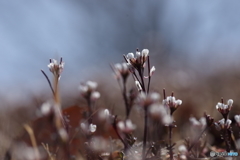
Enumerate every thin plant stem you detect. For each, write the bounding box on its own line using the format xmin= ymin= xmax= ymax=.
xmin=23 ymin=124 xmax=40 ymax=160
xmin=147 ymin=56 xmax=151 ymax=94
xmin=142 ymin=107 xmax=148 ymax=160
xmin=139 ymin=68 xmax=146 ymax=92
xmin=122 ymin=78 xmax=130 ymax=119
xmin=112 ymin=116 xmax=129 ymax=151
xmin=168 ymin=124 xmax=173 ymax=160
xmin=41 ymin=70 xmax=54 ymax=95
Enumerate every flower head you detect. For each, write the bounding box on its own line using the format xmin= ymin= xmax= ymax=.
xmin=48 ymin=58 xmax=64 ymax=78
xmin=117 ymin=119 xmax=136 ymax=133
xmin=214 ymin=118 xmax=232 ymax=131
xmin=189 ymin=117 xmax=206 ymax=130
xmin=137 ymin=92 xmax=160 ymax=108
xmin=126 ymin=49 xmax=149 ymax=69
xmin=216 ymin=99 xmax=233 ymax=117
xmin=149 ymin=104 xmax=173 ymax=125
xmin=113 ymin=62 xmax=130 ymax=80
xmin=79 ymin=81 xmax=100 ymax=101
xmin=163 ymin=95 xmax=182 ymax=114
xmin=80 ymin=122 xmax=97 ymax=134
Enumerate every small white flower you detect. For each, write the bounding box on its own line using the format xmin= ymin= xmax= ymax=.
xmin=80 ymin=122 xmax=97 ymax=133
xmin=98 ymin=109 xmax=110 ymax=121
xmin=113 ymin=62 xmax=129 ymax=79
xmin=149 ymin=104 xmax=173 ymax=125
xmin=142 ymin=49 xmax=149 ymax=57
xmin=150 ymin=66 xmax=155 ymax=76
xmin=117 ymin=119 xmax=136 ymax=133
xmin=135 ymin=80 xmax=142 ymax=91
xmin=189 ymin=117 xmax=206 ymax=130
xmin=91 ymin=91 xmax=101 ymax=101
xmin=178 ymin=145 xmax=187 ymax=153
xmin=136 ymin=51 xmax=141 ymax=58
xmin=58 ymin=128 xmax=68 ymax=141
xmin=86 ymin=81 xmax=98 ymax=90
xmin=215 ymin=118 xmax=232 ymax=131
xmin=127 ymin=53 xmax=134 ymax=59
xmin=235 ymin=115 xmax=240 ymax=123
xmin=227 ymin=99 xmax=233 ymax=106
xmin=216 ymin=99 xmax=233 ymax=114
xmin=163 ymin=96 xmax=182 ymax=111
xmin=40 ymin=102 xmax=52 ymax=115
xmin=137 ymin=92 xmax=160 ymax=108
xmin=48 ymin=58 xmax=64 ymax=76
xmin=89 ymin=124 xmax=97 ymax=133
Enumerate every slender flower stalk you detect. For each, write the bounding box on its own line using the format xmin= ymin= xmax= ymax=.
xmin=41 ymin=58 xmax=69 ymax=151
xmin=163 ymin=89 xmax=182 ymax=160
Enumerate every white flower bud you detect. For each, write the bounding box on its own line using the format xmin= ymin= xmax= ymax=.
xmin=114 ymin=63 xmax=122 ymax=70
xmin=136 ymin=51 xmax=141 ymax=58
xmin=126 ymin=53 xmax=134 ymax=59
xmin=227 ymin=99 xmax=233 ymax=106
xmin=86 ymin=81 xmax=98 ymax=90
xmin=150 ymin=66 xmax=156 ymax=76
xmin=91 ymin=91 xmax=100 ymax=101
xmin=135 ymin=80 xmax=142 ymax=91
xmin=89 ymin=124 xmax=97 ymax=133
xmin=40 ymin=102 xmax=52 ymax=115
xmin=235 ymin=115 xmax=240 ymax=123
xmin=176 ymin=100 xmax=182 ymax=106
xmin=142 ymin=49 xmax=149 ymax=57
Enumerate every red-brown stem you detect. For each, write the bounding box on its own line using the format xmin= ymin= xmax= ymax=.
xmin=142 ymin=107 xmax=148 ymax=160
xmin=147 ymin=56 xmax=151 ymax=94
xmin=169 ymin=125 xmax=173 ymax=160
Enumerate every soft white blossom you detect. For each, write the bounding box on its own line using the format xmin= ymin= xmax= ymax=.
xmin=163 ymin=96 xmax=182 ymax=111
xmin=80 ymin=122 xmax=97 ymax=134
xmin=98 ymin=109 xmax=110 ymax=121
xmin=40 ymin=102 xmax=52 ymax=115
xmin=149 ymin=104 xmax=172 ymax=125
xmin=135 ymin=80 xmax=142 ymax=91
xmin=126 ymin=49 xmax=149 ymax=68
xmin=91 ymin=91 xmax=101 ymax=101
xmin=117 ymin=119 xmax=136 ymax=133
xmin=137 ymin=92 xmax=160 ymax=108
xmin=113 ymin=62 xmax=129 ymax=79
xmin=48 ymin=58 xmax=64 ymax=77
xmin=216 ymin=99 xmax=233 ymax=114
xmin=215 ymin=118 xmax=232 ymax=131
xmin=189 ymin=117 xmax=206 ymax=130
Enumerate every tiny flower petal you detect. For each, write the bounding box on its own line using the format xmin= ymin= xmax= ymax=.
xmin=127 ymin=53 xmax=134 ymax=59
xmin=150 ymin=66 xmax=156 ymax=76
xmin=228 ymin=99 xmax=233 ymax=106
xmin=142 ymin=49 xmax=149 ymax=57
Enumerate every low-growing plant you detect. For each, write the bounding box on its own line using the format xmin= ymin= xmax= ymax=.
xmin=4 ymin=49 xmax=240 ymax=160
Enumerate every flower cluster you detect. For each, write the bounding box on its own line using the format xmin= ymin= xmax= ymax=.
xmin=79 ymin=81 xmax=101 ymax=101
xmin=137 ymin=92 xmax=160 ymax=108
xmin=126 ymin=49 xmax=149 ymax=69
xmin=163 ymin=95 xmax=182 ymax=114
xmin=214 ymin=118 xmax=232 ymax=131
xmin=80 ymin=122 xmax=97 ymax=134
xmin=48 ymin=58 xmax=64 ymax=78
xmin=117 ymin=119 xmax=136 ymax=133
xmin=113 ymin=62 xmax=130 ymax=80
xmin=216 ymin=99 xmax=233 ymax=116
xmin=149 ymin=104 xmax=173 ymax=125
xmin=189 ymin=117 xmax=206 ymax=131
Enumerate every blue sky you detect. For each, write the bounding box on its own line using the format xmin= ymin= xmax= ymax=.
xmin=1 ymin=1 xmax=240 ymax=100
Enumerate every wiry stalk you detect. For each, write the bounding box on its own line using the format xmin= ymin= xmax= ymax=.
xmin=23 ymin=124 xmax=40 ymax=160
xmin=142 ymin=107 xmax=148 ymax=160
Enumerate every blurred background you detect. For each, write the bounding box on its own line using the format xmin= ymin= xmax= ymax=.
xmin=1 ymin=0 xmax=240 ymax=157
